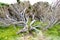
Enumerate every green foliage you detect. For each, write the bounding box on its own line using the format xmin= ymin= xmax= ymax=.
xmin=45 ymin=23 xmax=60 ymax=36
xmin=0 ymin=25 xmax=22 ymax=40
xmin=0 ymin=20 xmax=60 ymax=40
xmin=17 ymin=0 xmax=20 ymax=3
xmin=0 ymin=2 xmax=9 ymax=7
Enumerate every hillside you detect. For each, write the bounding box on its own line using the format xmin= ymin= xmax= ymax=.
xmin=0 ymin=0 xmax=60 ymax=40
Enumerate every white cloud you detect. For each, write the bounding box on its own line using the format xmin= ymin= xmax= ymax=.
xmin=29 ymin=0 xmax=52 ymax=5
xmin=0 ymin=0 xmax=56 ymax=5
xmin=0 ymin=0 xmax=17 ymax=4
xmin=29 ymin=0 xmax=57 ymax=5
xmin=16 ymin=0 xmax=56 ymax=5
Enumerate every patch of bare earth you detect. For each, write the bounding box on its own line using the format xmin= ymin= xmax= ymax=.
xmin=17 ymin=31 xmax=49 ymax=40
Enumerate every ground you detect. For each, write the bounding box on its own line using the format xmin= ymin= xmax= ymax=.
xmin=0 ymin=21 xmax=60 ymax=40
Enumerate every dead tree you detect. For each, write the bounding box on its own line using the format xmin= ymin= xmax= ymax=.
xmin=42 ymin=0 xmax=60 ymax=31
xmin=0 ymin=0 xmax=60 ymax=34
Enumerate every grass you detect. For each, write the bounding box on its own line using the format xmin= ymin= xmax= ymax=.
xmin=44 ymin=23 xmax=60 ymax=40
xmin=44 ymin=23 xmax=60 ymax=36
xmin=0 ymin=21 xmax=60 ymax=40
xmin=0 ymin=25 xmax=43 ymax=40
xmin=0 ymin=20 xmax=45 ymax=40
xmin=0 ymin=25 xmax=22 ymax=40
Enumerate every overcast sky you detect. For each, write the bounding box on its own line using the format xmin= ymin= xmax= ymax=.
xmin=0 ymin=0 xmax=56 ymax=5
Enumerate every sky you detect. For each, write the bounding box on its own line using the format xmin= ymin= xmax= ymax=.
xmin=0 ymin=0 xmax=56 ymax=5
